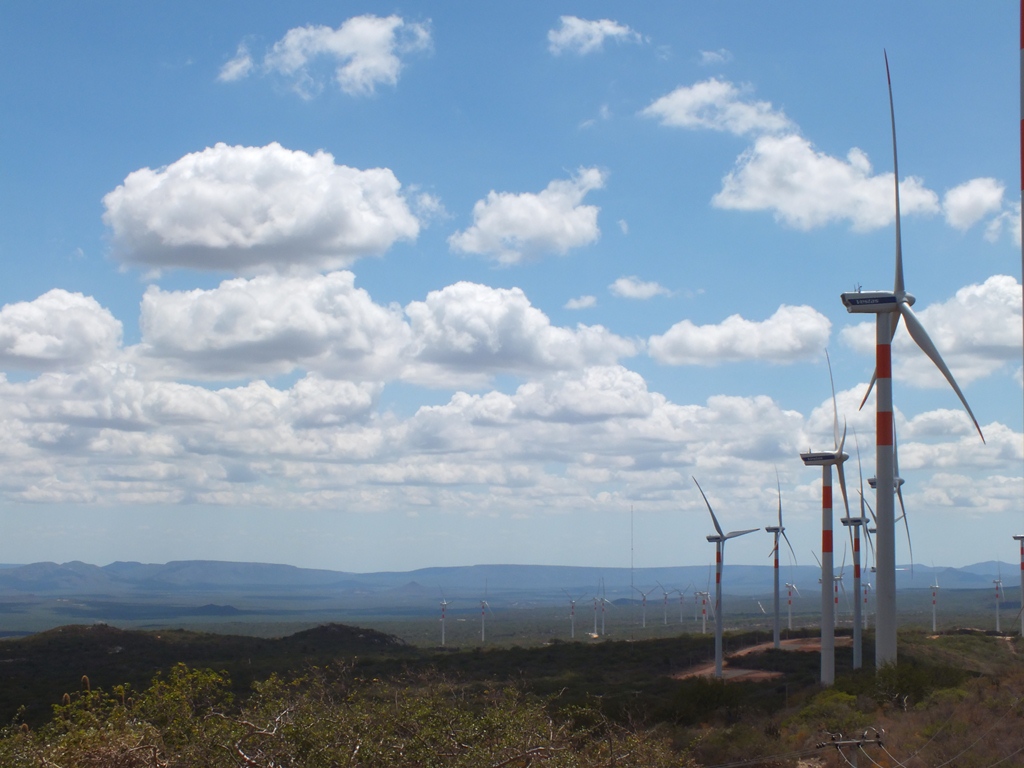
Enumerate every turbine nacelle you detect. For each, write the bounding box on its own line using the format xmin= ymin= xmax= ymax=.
xmin=840 ymin=289 xmax=916 ymax=313
xmin=800 ymin=451 xmax=849 ymax=467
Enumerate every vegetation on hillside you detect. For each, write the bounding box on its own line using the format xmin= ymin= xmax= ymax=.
xmin=0 ymin=624 xmax=1022 ymax=766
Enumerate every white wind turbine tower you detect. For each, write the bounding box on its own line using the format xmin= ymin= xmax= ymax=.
xmin=843 ymin=433 xmax=875 ymax=670
xmin=839 ymin=53 xmax=985 ymax=669
xmin=1014 ymin=536 xmax=1024 ymax=635
xmin=994 ymin=569 xmax=1004 ymax=633
xmin=694 ymin=477 xmax=757 ymax=678
xmin=929 ymin=569 xmax=940 ymax=633
xmin=800 ymin=352 xmax=850 ymax=687
xmin=479 ymin=598 xmax=491 ymax=643
xmin=764 ymin=473 xmax=796 ymax=649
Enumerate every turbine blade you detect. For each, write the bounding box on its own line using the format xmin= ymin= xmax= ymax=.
xmin=781 ymin=530 xmax=797 ymax=565
xmin=897 ymin=485 xmax=914 ymax=577
xmin=811 ymin=549 xmax=823 ymax=570
xmin=725 ymin=528 xmax=759 ymax=539
xmin=776 ymin=468 xmax=783 ymax=528
xmin=826 ymin=349 xmax=840 ymax=447
xmin=893 ymin=422 xmax=902 ymax=478
xmin=885 ymin=51 xmax=905 ymax=296
xmin=858 ymin=373 xmax=876 ymax=412
xmin=835 ymin=460 xmax=851 ymax=519
xmin=898 ymin=303 xmax=984 ymax=442
xmin=693 ymin=477 xmax=724 ymax=536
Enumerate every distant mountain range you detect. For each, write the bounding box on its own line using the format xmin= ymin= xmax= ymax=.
xmin=0 ymin=560 xmax=1015 ymax=605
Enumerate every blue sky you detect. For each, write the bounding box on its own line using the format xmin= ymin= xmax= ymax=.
xmin=0 ymin=2 xmax=1020 ymax=574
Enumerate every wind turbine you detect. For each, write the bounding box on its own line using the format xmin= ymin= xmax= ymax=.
xmin=929 ymin=568 xmax=940 ymax=633
xmin=633 ymin=586 xmax=656 ymax=629
xmin=695 ymin=589 xmax=713 ymax=634
xmin=800 ymin=351 xmax=850 ymax=686
xmin=564 ymin=590 xmax=586 ymax=640
xmin=479 ymin=598 xmax=491 ymax=643
xmin=839 ymin=53 xmax=985 ymax=669
xmin=994 ymin=569 xmax=1004 ymax=633
xmin=764 ymin=472 xmax=796 ymax=649
xmin=842 ymin=432 xmax=874 ymax=669
xmin=694 ymin=477 xmax=757 ymax=678
xmin=676 ymin=582 xmax=693 ymax=624
xmin=1014 ymin=535 xmax=1024 ymax=635
xmin=657 ymin=582 xmax=672 ymax=625
xmin=439 ymin=592 xmax=450 ymax=647
xmin=785 ymin=582 xmax=800 ymax=630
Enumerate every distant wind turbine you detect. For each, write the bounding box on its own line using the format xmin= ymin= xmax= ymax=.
xmin=994 ymin=570 xmax=1004 ymax=633
xmin=439 ymin=592 xmax=450 ymax=647
xmin=634 ymin=586 xmax=656 ymax=629
xmin=1014 ymin=536 xmax=1024 ymax=635
xmin=800 ymin=351 xmax=850 ymax=686
xmin=694 ymin=477 xmax=757 ymax=678
xmin=929 ymin=568 xmax=940 ymax=633
xmin=764 ymin=471 xmax=796 ymax=649
xmin=785 ymin=582 xmax=800 ymax=631
xmin=563 ymin=589 xmax=586 ymax=640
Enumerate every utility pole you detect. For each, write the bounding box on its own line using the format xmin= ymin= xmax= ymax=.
xmin=816 ymin=729 xmax=884 ymax=768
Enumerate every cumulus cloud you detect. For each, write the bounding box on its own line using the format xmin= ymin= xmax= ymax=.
xmin=513 ymin=366 xmax=654 ymax=423
xmin=102 ymin=143 xmax=419 ymax=274
xmin=448 ymin=168 xmax=606 ymax=264
xmin=565 ymin=295 xmax=597 ymax=310
xmin=136 ymin=271 xmax=409 ymax=381
xmin=222 ymin=15 xmax=431 ymax=97
xmin=712 ymin=135 xmax=939 ymax=230
xmin=985 ymin=200 xmax=1022 ymax=246
xmin=403 ymin=282 xmax=637 ymax=386
xmin=943 ymin=178 xmax=1005 ymax=230
xmin=218 ymin=43 xmax=254 ymax=82
xmin=640 ymin=78 xmax=793 ymax=136
xmin=649 ymin=305 xmax=831 ymax=365
xmin=840 ymin=275 xmax=1022 ymax=387
xmin=547 ymin=16 xmax=642 ymax=55
xmin=0 ymin=290 xmax=122 ymax=371
xmin=609 ymin=276 xmax=670 ymax=300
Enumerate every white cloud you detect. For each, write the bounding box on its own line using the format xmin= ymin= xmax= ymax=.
xmin=547 ymin=16 xmax=642 ymax=56
xmin=102 ymin=143 xmax=419 ymax=274
xmin=0 ymin=290 xmax=122 ymax=371
xmin=984 ymin=200 xmax=1022 ymax=246
xmin=403 ymin=282 xmax=637 ymax=386
xmin=649 ymin=305 xmax=831 ymax=365
xmin=840 ymin=275 xmax=1022 ymax=387
xmin=609 ymin=276 xmax=670 ymax=299
xmin=943 ymin=177 xmax=1005 ymax=230
xmin=699 ymin=49 xmax=732 ymax=66
xmin=712 ymin=134 xmax=939 ymax=230
xmin=136 ymin=271 xmax=409 ymax=381
xmin=448 ymin=168 xmax=606 ymax=264
xmin=218 ymin=43 xmax=254 ymax=82
xmin=640 ymin=78 xmax=793 ymax=136
xmin=513 ymin=366 xmax=654 ymax=423
xmin=565 ymin=295 xmax=597 ymax=310
xmin=224 ymin=15 xmax=431 ymax=97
